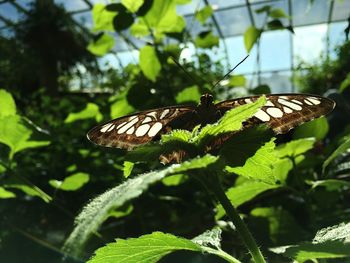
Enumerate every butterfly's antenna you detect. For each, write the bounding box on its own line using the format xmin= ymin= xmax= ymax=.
xmin=212 ymin=54 xmax=249 ymax=89
xmin=170 ymin=56 xmax=207 ymax=87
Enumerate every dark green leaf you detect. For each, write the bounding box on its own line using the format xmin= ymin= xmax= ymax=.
xmin=255 ymin=5 xmax=271 ymax=14
xmin=293 ymin=117 xmax=329 ymax=140
xmin=194 ymin=31 xmax=219 ymax=49
xmin=251 ymin=84 xmax=271 ymax=94
xmin=339 ymin=72 xmax=350 ymax=92
xmin=113 ymin=11 xmax=134 ymax=31
xmin=267 ymin=19 xmax=285 ymax=30
xmin=323 ymin=137 xmax=350 ymax=172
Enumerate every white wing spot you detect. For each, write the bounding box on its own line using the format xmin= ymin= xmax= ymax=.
xmin=292 ymin=99 xmax=303 ymax=105
xmin=142 ymin=117 xmax=152 ymax=124
xmin=244 ymin=98 xmax=252 ymax=104
xmin=126 ymin=126 xmax=135 ymax=134
xmin=278 ymin=98 xmax=302 ymax=111
xmin=117 ymin=117 xmax=139 ymax=134
xmin=283 ymin=106 xmax=293 ymax=114
xmin=129 ymin=116 xmax=138 ymax=121
xmin=148 ymin=122 xmax=163 ymax=137
xmin=106 ymin=124 xmax=115 ymax=132
xmin=304 ymin=99 xmax=313 ymax=105
xmin=254 ymin=109 xmax=270 ymax=122
xmin=117 ymin=122 xmax=126 ymax=129
xmin=267 ymin=107 xmax=283 ymax=118
xmin=160 ymin=109 xmax=170 ymax=119
xmin=135 ymin=124 xmax=150 ymax=137
xmin=308 ymin=97 xmax=321 ymax=105
xmin=146 ymin=111 xmax=157 ymax=118
xmin=265 ymin=101 xmax=274 ymax=107
xmin=100 ymin=123 xmax=113 ymax=133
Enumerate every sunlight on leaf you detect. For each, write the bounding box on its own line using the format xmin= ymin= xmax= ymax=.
xmin=0 ymin=186 xmax=16 ymax=198
xmin=121 ymin=0 xmax=144 ymax=13
xmin=162 ymin=174 xmax=187 ymax=186
xmin=49 ymin=173 xmax=90 ymax=191
xmin=293 ymin=117 xmax=329 ymax=140
xmin=226 ymin=139 xmax=278 ymax=184
xmin=229 ymin=75 xmax=246 ymax=87
xmin=195 ymin=5 xmax=213 ymax=24
xmin=192 ymin=228 xmax=221 ymax=249
xmin=63 ymin=154 xmax=218 ymax=257
xmin=339 ymin=72 xmax=350 ymax=92
xmin=0 ymin=115 xmax=50 ymax=159
xmin=195 ymin=31 xmax=219 ymax=49
xmin=0 ymin=89 xmax=16 ymax=117
xmin=175 ymin=85 xmax=201 ymax=103
xmin=269 ymin=8 xmax=289 ymax=19
xmin=276 ymin=138 xmax=316 ymax=158
xmin=123 ymin=161 xmax=134 ymax=178
xmin=139 ymin=46 xmax=161 ymax=82
xmin=64 ymin=103 xmax=103 ymax=123
xmin=161 ymin=129 xmax=192 ymax=143
xmin=244 ymin=26 xmax=261 ymax=52
xmin=92 ymin=4 xmax=116 ymax=32
xmin=323 ymin=137 xmax=350 ymax=172
xmin=215 ymin=181 xmax=280 ymax=219
xmin=88 ymin=232 xmax=202 ymax=263
xmin=4 ymin=181 xmax=52 ymax=203
xmin=110 ymin=90 xmax=135 ymax=119
xmin=87 ymin=34 xmax=115 ymax=56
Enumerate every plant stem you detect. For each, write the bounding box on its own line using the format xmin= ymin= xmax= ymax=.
xmin=203 ymin=173 xmax=266 ymax=263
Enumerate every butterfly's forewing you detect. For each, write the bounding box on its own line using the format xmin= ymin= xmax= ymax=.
xmin=215 ymin=94 xmax=335 ymax=134
xmin=87 ymin=106 xmax=195 ymax=150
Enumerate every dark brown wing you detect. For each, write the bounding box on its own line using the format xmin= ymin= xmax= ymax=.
xmin=215 ymin=93 xmax=335 ymax=134
xmin=87 ymin=106 xmax=196 ymax=150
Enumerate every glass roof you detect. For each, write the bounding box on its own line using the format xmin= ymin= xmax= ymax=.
xmin=0 ymin=0 xmax=349 ymax=93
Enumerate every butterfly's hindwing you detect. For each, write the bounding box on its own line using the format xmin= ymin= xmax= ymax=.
xmin=216 ymin=94 xmax=335 ymax=134
xmin=87 ymin=106 xmax=195 ymax=150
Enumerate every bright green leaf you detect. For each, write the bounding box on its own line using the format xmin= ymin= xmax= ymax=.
xmin=293 ymin=117 xmax=329 ymax=140
xmin=309 ymin=179 xmax=350 ymax=191
xmin=194 ymin=31 xmax=219 ymax=49
xmin=195 ymin=5 xmax=213 ymax=24
xmin=276 ymin=138 xmax=316 ymax=158
xmin=130 ymin=20 xmax=149 ymax=37
xmin=139 ymin=46 xmax=161 ymax=82
xmin=88 ymin=232 xmax=202 ymax=263
xmin=162 ymin=174 xmax=187 ymax=186
xmin=92 ymin=3 xmax=117 ymax=32
xmin=0 ymin=89 xmax=16 ymax=117
xmin=65 ymin=103 xmax=103 ymax=123
xmin=269 ymin=8 xmax=289 ymax=19
xmin=272 ymin=158 xmax=293 ymax=184
xmin=339 ymin=72 xmax=350 ymax=92
xmin=215 ymin=181 xmax=280 ymax=219
xmin=108 ymin=204 xmax=133 ymax=219
xmin=0 ymin=186 xmax=16 ymax=198
xmin=244 ymin=26 xmax=262 ymax=52
xmin=123 ymin=161 xmax=134 ymax=178
xmin=161 ymin=129 xmax=192 ymax=144
xmin=323 ymin=137 xmax=350 ymax=172
xmin=0 ymin=115 xmax=50 ymax=159
xmin=229 ymin=75 xmax=246 ymax=87
xmin=226 ymin=139 xmax=278 ymax=184
xmin=49 ymin=173 xmax=90 ymax=191
xmin=63 ymin=154 xmax=218 ymax=256
xmin=4 ymin=181 xmax=51 ymax=203
xmin=121 ymin=0 xmax=144 ymax=13
xmin=175 ymin=85 xmax=201 ymax=103
xmin=110 ymin=91 xmax=135 ymax=119
xmin=87 ymin=34 xmax=115 ymax=56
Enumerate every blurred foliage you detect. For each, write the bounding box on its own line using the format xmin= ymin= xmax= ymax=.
xmin=0 ymin=0 xmax=349 ymax=263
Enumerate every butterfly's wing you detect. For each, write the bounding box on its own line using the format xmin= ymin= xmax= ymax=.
xmin=215 ymin=93 xmax=335 ymax=134
xmin=87 ymin=106 xmax=196 ymax=150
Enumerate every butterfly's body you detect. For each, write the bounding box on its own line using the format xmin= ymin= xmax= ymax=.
xmin=87 ymin=93 xmax=335 ymax=154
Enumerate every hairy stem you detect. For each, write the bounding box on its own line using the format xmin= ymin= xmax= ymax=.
xmin=202 ymin=172 xmax=266 ymax=263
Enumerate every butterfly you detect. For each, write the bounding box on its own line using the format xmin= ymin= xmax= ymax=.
xmin=87 ymin=93 xmax=335 ymax=162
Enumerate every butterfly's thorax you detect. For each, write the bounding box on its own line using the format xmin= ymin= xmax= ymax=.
xmin=196 ymin=94 xmax=220 ymax=125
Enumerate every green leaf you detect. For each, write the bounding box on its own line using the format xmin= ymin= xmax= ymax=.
xmin=271 ymin=222 xmax=350 ymax=261
xmin=276 ymin=138 xmax=316 ymax=158
xmin=130 ymin=20 xmax=149 ymax=37
xmin=194 ymin=96 xmax=267 ymax=147
xmin=139 ymin=46 xmax=161 ymax=82
xmin=108 ymin=204 xmax=133 ymax=219
xmin=293 ymin=117 xmax=329 ymax=140
xmin=0 ymin=186 xmax=16 ymax=198
xmin=88 ymin=232 xmax=202 ymax=263
xmin=194 ymin=31 xmax=219 ymax=49
xmin=244 ymin=26 xmax=262 ymax=52
xmin=251 ymin=84 xmax=271 ymax=94
xmin=255 ymin=5 xmax=271 ymax=14
xmin=92 ymin=3 xmax=117 ymax=32
xmin=195 ymin=5 xmax=213 ymax=24
xmin=267 ymin=19 xmax=285 ymax=30
xmin=113 ymin=11 xmax=134 ymax=31
xmin=4 ymin=181 xmax=51 ymax=203
xmin=0 ymin=115 xmax=50 ymax=159
xmin=64 ymin=103 xmax=103 ymax=123
xmin=228 ymin=75 xmax=246 ymax=87
xmin=175 ymin=85 xmax=201 ymax=103
xmin=123 ymin=161 xmax=134 ymax=178
xmin=269 ymin=8 xmax=289 ymax=19
xmin=272 ymin=158 xmax=293 ymax=184
xmin=192 ymin=228 xmax=221 ymax=249
xmin=49 ymin=173 xmax=90 ymax=191
xmin=161 ymin=129 xmax=192 ymax=144
xmin=226 ymin=139 xmax=279 ymax=184
xmin=63 ymin=154 xmax=218 ymax=256
xmin=0 ymin=89 xmax=16 ymax=117
xmin=110 ymin=90 xmax=135 ymax=119
xmin=87 ymin=34 xmax=115 ymax=56
xmin=121 ymin=0 xmax=144 ymax=13
xmin=215 ymin=181 xmax=280 ymax=219
xmin=309 ymin=179 xmax=350 ymax=191
xmin=162 ymin=174 xmax=187 ymax=186
xmin=323 ymin=137 xmax=350 ymax=172
xmin=339 ymin=72 xmax=350 ymax=92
